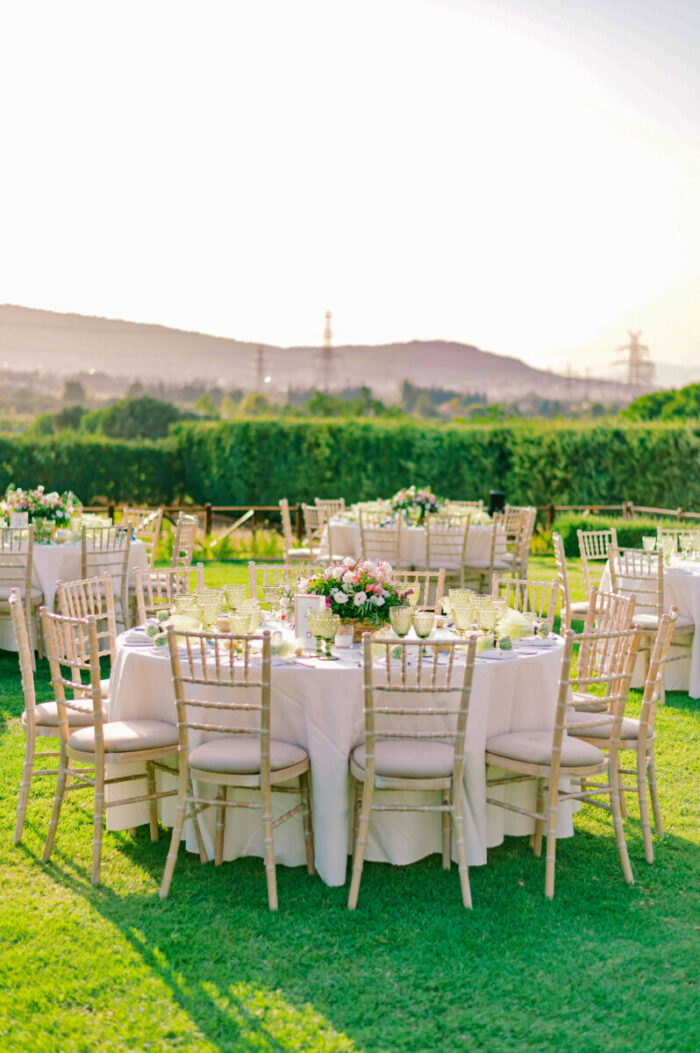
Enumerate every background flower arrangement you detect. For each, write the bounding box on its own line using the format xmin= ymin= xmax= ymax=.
xmin=1 ymin=485 xmax=81 ymax=524
xmin=302 ymin=558 xmax=405 ymax=627
xmin=390 ymin=485 xmax=441 ymax=520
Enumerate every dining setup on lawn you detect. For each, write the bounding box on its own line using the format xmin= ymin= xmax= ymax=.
xmin=5 ymin=483 xmax=695 ymax=912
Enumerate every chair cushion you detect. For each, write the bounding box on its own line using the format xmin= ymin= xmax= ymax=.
xmin=568 ymin=715 xmax=650 ymax=742
xmin=570 ymin=601 xmax=590 ymax=614
xmin=351 ymin=739 xmax=454 ymax=779
xmin=68 ymin=720 xmax=179 ymax=753
xmin=0 ymin=585 xmax=44 ymax=601
xmin=189 ymin=736 xmax=308 ymax=775
xmin=572 ymin=690 xmax=607 ymax=713
xmin=486 ymin=730 xmax=605 ymax=767
xmin=633 ymin=613 xmax=694 ymax=630
xmin=288 ymin=548 xmax=312 ymax=559
xmin=25 ymin=699 xmax=99 ymax=728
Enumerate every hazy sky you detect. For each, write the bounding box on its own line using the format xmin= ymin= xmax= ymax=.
xmin=1 ymin=0 xmax=698 ymax=377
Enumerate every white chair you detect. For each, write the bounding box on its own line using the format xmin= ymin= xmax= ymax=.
xmin=81 ymin=524 xmax=131 ymax=628
xmin=358 ymin=509 xmax=401 ymax=568
xmin=41 ymin=608 xmax=179 ymax=884
xmin=171 ymin=512 xmax=199 ymax=570
xmin=578 ymin=527 xmax=618 ymax=599
xmin=491 ymin=574 xmax=559 ymax=632
xmin=247 ymin=561 xmax=322 ymax=601
xmin=133 ymin=564 xmax=204 ymax=624
xmin=348 ymin=634 xmax=478 ymax=910
xmin=160 ymin=627 xmax=315 ymax=910
xmin=56 ymin=575 xmax=118 ymax=700
xmin=608 ymin=547 xmax=694 ymax=703
xmin=315 ymin=497 xmax=345 ymax=518
xmin=279 ymin=499 xmax=313 ymax=562
xmin=568 ymin=611 xmax=677 ymax=864
xmin=10 ymin=591 xmax=100 ymax=843
xmin=123 ymin=506 xmax=163 ymax=568
xmin=392 ymin=569 xmax=446 ymax=612
xmin=552 ymin=531 xmax=589 ymax=631
xmin=425 ymin=513 xmax=470 ymax=588
xmin=485 ymin=626 xmax=640 ymax=899
xmin=0 ymin=525 xmax=43 ymax=655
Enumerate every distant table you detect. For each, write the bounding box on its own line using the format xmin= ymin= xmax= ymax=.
xmin=0 ymin=539 xmax=148 ymax=650
xmin=327 ymin=519 xmax=505 ymax=569
xmin=106 ymin=632 xmax=569 ymax=886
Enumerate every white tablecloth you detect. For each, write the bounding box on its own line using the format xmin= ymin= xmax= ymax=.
xmin=0 ymin=539 xmax=148 ymax=650
xmin=601 ymin=557 xmax=699 ymax=697
xmin=327 ymin=519 xmax=505 ymax=570
xmin=107 ymin=633 xmax=570 ymax=885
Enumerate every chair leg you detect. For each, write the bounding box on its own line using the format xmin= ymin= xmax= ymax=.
xmin=146 ymin=762 xmax=159 ymax=843
xmin=215 ymin=785 xmax=226 ymax=866
xmin=451 ymin=779 xmax=472 ymax=909
xmin=635 ymin=748 xmax=654 ymax=865
xmin=92 ymin=762 xmax=105 ymax=885
xmin=160 ymin=768 xmax=189 ymax=898
xmin=617 ymin=761 xmax=628 ymax=819
xmin=43 ymin=751 xmax=69 ymax=863
xmin=348 ymin=777 xmax=373 ymax=910
xmin=261 ymin=783 xmax=278 ymax=911
xmin=647 ymin=746 xmax=664 ymax=841
xmin=608 ymin=754 xmax=634 ymax=886
xmin=299 ymin=770 xmax=315 ymax=875
xmin=544 ymin=781 xmax=559 ymax=900
xmin=441 ymin=791 xmax=451 ymax=870
xmin=14 ymin=724 xmax=37 ymax=843
xmin=532 ymin=778 xmax=545 ymax=858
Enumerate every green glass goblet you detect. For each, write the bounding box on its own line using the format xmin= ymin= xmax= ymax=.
xmin=389 ymin=606 xmax=413 ymax=638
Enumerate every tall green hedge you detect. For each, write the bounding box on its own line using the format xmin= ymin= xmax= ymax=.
xmin=171 ymin=419 xmax=700 ymax=509
xmin=0 ymin=420 xmax=698 ymax=510
xmin=0 ymin=434 xmax=176 ymax=505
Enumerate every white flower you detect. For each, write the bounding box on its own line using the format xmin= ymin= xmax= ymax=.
xmin=370 ymin=595 xmax=385 ymax=606
xmin=342 ymin=571 xmax=355 ymax=586
xmin=353 ymin=591 xmax=367 ymax=607
xmin=333 ymin=590 xmax=349 ymax=604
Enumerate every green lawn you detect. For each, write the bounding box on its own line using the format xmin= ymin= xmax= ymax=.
xmin=1 ymin=556 xmax=698 ymax=1051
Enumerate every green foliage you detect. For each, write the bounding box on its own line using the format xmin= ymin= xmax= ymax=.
xmin=550 ymin=512 xmax=681 ymax=557
xmin=80 ymin=396 xmax=193 ymax=440
xmin=171 ymin=418 xmax=700 ymax=510
xmin=0 ymin=433 xmax=177 ymax=505
xmin=623 ymin=382 xmax=700 ymax=421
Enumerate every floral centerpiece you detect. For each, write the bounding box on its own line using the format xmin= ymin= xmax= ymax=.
xmin=390 ymin=485 xmax=441 ymax=522
xmin=1 ymin=485 xmax=82 ymax=541
xmin=301 ymin=558 xmax=406 ymax=638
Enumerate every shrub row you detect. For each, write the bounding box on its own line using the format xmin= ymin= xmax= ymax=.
xmin=1 ymin=420 xmax=698 ymax=511
xmin=549 ymin=512 xmax=684 ymax=558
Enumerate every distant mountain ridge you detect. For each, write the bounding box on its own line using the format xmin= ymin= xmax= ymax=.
xmin=0 ymin=304 xmax=630 ymax=402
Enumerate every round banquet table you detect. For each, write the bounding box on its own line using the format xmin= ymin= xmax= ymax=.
xmin=0 ymin=538 xmax=148 ymax=650
xmin=600 ymin=556 xmax=699 ymax=698
xmin=326 ymin=519 xmax=505 ymax=569
xmin=106 ymin=631 xmax=573 ymax=886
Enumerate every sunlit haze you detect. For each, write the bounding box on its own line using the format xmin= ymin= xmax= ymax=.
xmin=1 ymin=0 xmax=698 ymax=380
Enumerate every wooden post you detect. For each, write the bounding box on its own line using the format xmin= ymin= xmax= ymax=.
xmin=546 ymin=503 xmax=555 ymax=530
xmin=295 ymin=504 xmax=304 ymax=542
xmin=205 ymin=503 xmax=213 ymax=537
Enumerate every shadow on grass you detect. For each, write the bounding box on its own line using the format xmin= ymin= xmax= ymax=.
xmin=14 ymin=812 xmax=700 ymax=1053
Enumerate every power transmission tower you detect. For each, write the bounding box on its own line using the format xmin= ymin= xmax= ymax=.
xmin=613 ymin=331 xmax=655 ymax=389
xmin=251 ymin=345 xmax=269 ymax=392
xmin=316 ymin=310 xmax=334 ymax=392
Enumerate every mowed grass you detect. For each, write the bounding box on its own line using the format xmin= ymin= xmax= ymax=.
xmin=0 ymin=556 xmax=698 ymax=1052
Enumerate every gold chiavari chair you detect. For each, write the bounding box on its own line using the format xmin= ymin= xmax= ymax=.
xmin=358 ymin=509 xmax=402 ymax=569
xmin=57 ymin=575 xmax=118 ymax=700
xmin=425 ymin=512 xmax=470 ymax=588
xmin=609 ymin=547 xmax=694 ymax=703
xmin=485 ymin=626 xmax=640 ymax=899
xmin=568 ymin=611 xmax=677 ymax=864
xmin=279 ymin=499 xmax=314 ymax=563
xmin=123 ymin=506 xmax=164 ymax=568
xmin=10 ymin=591 xmax=100 ymax=843
xmin=171 ymin=512 xmax=199 ymax=570
xmin=491 ymin=574 xmax=559 ymax=632
xmin=81 ymin=523 xmax=132 ymax=628
xmin=348 ymin=634 xmax=478 ymax=910
xmin=578 ymin=527 xmax=618 ymax=598
xmin=552 ymin=531 xmax=589 ymax=631
xmin=160 ymin=627 xmax=315 ymax=909
xmin=247 ymin=561 xmax=322 ymax=601
xmin=393 ymin=569 xmax=446 ymax=612
xmin=133 ymin=564 xmax=204 ymax=624
xmin=0 ymin=524 xmax=43 ymax=656
xmin=41 ymin=608 xmax=179 ymax=884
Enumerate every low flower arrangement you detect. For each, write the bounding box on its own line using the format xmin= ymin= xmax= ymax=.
xmin=302 ymin=558 xmax=405 ymax=630
xmin=1 ymin=485 xmax=81 ymax=524
xmin=390 ymin=485 xmax=441 ymax=518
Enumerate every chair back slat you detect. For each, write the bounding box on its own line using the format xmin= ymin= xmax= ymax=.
xmin=609 ymin=547 xmax=663 ymax=618
xmin=492 ymin=575 xmax=559 ymax=631
xmin=359 ymin=510 xmax=402 ymax=568
xmin=57 ymin=575 xmax=117 ymax=666
xmin=578 ymin=528 xmax=618 ymax=594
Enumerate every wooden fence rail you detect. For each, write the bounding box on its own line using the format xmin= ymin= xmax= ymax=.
xmin=84 ymin=501 xmax=700 ymax=539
